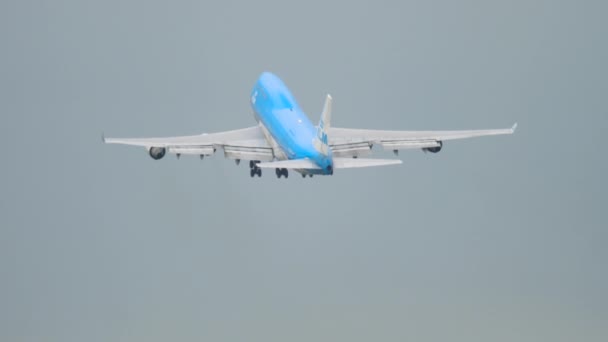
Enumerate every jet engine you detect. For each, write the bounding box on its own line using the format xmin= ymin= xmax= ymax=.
xmin=423 ymin=141 xmax=442 ymax=153
xmin=148 ymin=147 xmax=166 ymax=160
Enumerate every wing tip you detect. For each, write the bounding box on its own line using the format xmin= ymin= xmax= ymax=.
xmin=511 ymin=122 xmax=518 ymax=133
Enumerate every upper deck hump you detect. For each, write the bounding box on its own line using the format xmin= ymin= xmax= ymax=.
xmin=256 ymin=72 xmax=300 ymax=110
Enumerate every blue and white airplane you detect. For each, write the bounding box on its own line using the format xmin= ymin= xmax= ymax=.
xmin=105 ymin=72 xmax=516 ymax=178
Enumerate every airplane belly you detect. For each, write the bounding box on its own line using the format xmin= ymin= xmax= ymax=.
xmin=258 ymin=121 xmax=289 ymax=160
xmin=257 ymin=113 xmax=311 ymax=161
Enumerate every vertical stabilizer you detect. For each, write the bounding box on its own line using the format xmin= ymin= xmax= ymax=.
xmin=314 ymin=94 xmax=332 ymax=155
xmin=320 ymin=94 xmax=332 ymax=130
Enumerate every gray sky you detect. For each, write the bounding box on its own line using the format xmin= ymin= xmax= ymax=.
xmin=1 ymin=0 xmax=607 ymax=341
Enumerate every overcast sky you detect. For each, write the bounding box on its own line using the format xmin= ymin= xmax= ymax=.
xmin=1 ymin=1 xmax=607 ymax=341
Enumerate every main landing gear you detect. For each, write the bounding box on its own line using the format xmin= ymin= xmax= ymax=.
xmin=275 ymin=168 xmax=288 ymax=179
xmin=301 ymin=173 xmax=313 ymax=178
xmin=249 ymin=160 xmax=262 ymax=177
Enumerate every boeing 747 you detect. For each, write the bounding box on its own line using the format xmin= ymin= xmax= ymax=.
xmin=104 ymin=72 xmax=516 ymax=178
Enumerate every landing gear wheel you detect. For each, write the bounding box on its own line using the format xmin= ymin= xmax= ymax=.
xmin=249 ymin=160 xmax=262 ymax=177
xmin=276 ymin=168 xmax=287 ymax=178
xmin=301 ymin=173 xmax=306 ymax=178
xmin=275 ymin=168 xmax=288 ymax=178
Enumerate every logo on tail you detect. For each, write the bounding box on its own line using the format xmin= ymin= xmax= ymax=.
xmin=313 ymin=94 xmax=332 ymax=156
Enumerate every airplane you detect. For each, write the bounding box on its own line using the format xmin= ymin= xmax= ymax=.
xmin=104 ymin=72 xmax=517 ymax=178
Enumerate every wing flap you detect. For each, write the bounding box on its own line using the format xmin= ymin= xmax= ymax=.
xmin=330 ymin=141 xmax=373 ymax=158
xmin=168 ymin=146 xmax=215 ymax=155
xmin=223 ymin=141 xmax=274 ymax=161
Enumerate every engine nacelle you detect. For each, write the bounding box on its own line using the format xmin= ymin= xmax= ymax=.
xmin=148 ymin=147 xmax=166 ymax=160
xmin=423 ymin=141 xmax=442 ymax=153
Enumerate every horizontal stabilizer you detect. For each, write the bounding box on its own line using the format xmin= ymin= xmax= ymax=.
xmin=256 ymin=158 xmax=402 ymax=170
xmin=333 ymin=157 xmax=402 ymax=169
xmin=256 ymin=159 xmax=320 ymax=169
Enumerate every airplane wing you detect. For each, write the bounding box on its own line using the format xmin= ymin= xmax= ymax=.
xmin=104 ymin=125 xmax=275 ymax=161
xmin=328 ymin=123 xmax=517 ymax=157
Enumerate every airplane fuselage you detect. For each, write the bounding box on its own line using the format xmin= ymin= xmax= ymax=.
xmin=250 ymin=72 xmax=333 ymax=174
